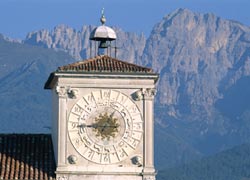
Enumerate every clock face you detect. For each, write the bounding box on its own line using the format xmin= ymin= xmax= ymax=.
xmin=68 ymin=89 xmax=143 ymax=164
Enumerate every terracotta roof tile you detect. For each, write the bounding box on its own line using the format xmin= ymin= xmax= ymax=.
xmin=57 ymin=55 xmax=153 ymax=73
xmin=0 ymin=134 xmax=56 ymax=180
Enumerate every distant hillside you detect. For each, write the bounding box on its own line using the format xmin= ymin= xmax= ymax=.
xmin=0 ymin=34 xmax=75 ymax=133
xmin=157 ymin=143 xmax=250 ymax=180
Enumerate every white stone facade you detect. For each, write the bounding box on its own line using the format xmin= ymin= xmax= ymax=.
xmin=48 ymin=73 xmax=158 ymax=180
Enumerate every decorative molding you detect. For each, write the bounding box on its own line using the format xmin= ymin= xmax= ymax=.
xmin=132 ymin=90 xmax=143 ymax=101
xmin=143 ymin=177 xmax=155 ymax=180
xmin=55 ymin=170 xmax=144 ymax=175
xmin=55 ymin=86 xmax=78 ymax=98
xmin=142 ymin=88 xmax=157 ymax=100
xmin=56 ymin=86 xmax=68 ymax=98
xmin=67 ymin=88 xmax=78 ymax=99
xmin=131 ymin=155 xmax=143 ymax=167
xmin=56 ymin=175 xmax=68 ymax=180
xmin=68 ymin=155 xmax=78 ymax=164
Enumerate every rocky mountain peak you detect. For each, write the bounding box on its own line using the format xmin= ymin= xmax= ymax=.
xmin=142 ymin=8 xmax=250 ymax=118
xmin=23 ymin=24 xmax=146 ymax=62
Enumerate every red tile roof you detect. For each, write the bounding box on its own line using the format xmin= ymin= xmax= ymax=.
xmin=44 ymin=55 xmax=159 ymax=89
xmin=57 ymin=55 xmax=153 ymax=73
xmin=0 ymin=134 xmax=56 ymax=180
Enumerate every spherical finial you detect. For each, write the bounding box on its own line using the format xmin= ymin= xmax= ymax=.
xmin=100 ymin=8 xmax=106 ymax=25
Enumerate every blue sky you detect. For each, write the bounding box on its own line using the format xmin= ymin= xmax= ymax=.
xmin=0 ymin=0 xmax=249 ymax=39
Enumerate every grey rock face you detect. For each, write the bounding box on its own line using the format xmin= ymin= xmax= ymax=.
xmin=24 ymin=25 xmax=146 ymax=62
xmin=139 ymin=9 xmax=250 ymax=167
xmin=142 ymin=8 xmax=250 ymax=117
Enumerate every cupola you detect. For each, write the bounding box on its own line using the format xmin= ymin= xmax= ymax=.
xmin=90 ymin=8 xmax=117 ymax=52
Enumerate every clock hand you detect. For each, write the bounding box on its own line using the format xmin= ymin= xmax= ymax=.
xmin=100 ymin=123 xmax=110 ymax=132
xmin=77 ymin=124 xmax=94 ymax=128
xmin=110 ymin=111 xmax=115 ymax=118
xmin=105 ymin=110 xmax=116 ymax=125
xmin=77 ymin=124 xmax=85 ymax=129
xmin=77 ymin=124 xmax=86 ymax=134
xmin=109 ymin=111 xmax=116 ymax=121
xmin=101 ymin=124 xmax=106 ymax=132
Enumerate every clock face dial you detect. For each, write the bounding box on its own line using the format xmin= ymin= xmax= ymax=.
xmin=68 ymin=89 xmax=143 ymax=164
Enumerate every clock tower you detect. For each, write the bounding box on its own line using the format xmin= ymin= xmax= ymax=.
xmin=44 ymin=11 xmax=158 ymax=180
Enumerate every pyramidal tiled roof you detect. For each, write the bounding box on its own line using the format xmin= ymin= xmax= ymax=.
xmin=57 ymin=55 xmax=153 ymax=73
xmin=0 ymin=134 xmax=56 ymax=180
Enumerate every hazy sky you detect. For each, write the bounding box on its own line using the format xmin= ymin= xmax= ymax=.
xmin=0 ymin=0 xmax=249 ymax=39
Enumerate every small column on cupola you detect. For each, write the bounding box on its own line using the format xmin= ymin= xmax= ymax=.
xmin=89 ymin=8 xmax=117 ymax=56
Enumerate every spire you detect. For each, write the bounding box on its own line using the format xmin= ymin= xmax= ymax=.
xmin=100 ymin=8 xmax=106 ymax=25
xmin=89 ymin=8 xmax=117 ymax=55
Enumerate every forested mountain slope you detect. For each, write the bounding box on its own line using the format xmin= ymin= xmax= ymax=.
xmin=157 ymin=144 xmax=250 ymax=180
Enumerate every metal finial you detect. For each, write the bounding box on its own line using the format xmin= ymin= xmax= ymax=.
xmin=100 ymin=8 xmax=106 ymax=25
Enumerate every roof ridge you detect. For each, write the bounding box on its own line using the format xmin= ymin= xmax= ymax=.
xmin=57 ymin=55 xmax=153 ymax=73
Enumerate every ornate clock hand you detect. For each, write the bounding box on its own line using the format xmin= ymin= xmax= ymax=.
xmin=110 ymin=111 xmax=115 ymax=118
xmin=101 ymin=123 xmax=107 ymax=132
xmin=77 ymin=124 xmax=85 ymax=128
xmin=107 ymin=111 xmax=116 ymax=123
xmin=77 ymin=124 xmax=96 ymax=134
xmin=77 ymin=124 xmax=86 ymax=134
xmin=77 ymin=124 xmax=93 ymax=128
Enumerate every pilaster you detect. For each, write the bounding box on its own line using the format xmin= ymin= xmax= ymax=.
xmin=56 ymin=86 xmax=68 ymax=167
xmin=142 ymin=88 xmax=157 ymax=179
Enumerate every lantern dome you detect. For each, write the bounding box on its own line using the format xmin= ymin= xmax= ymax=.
xmin=90 ymin=25 xmax=116 ymax=41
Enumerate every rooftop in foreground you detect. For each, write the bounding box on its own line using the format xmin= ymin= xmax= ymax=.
xmin=0 ymin=134 xmax=56 ymax=180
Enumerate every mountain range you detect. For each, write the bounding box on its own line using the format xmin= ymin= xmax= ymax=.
xmin=157 ymin=143 xmax=250 ymax=180
xmin=1 ymin=8 xmax=250 ymax=171
xmin=24 ymin=25 xmax=146 ymax=62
